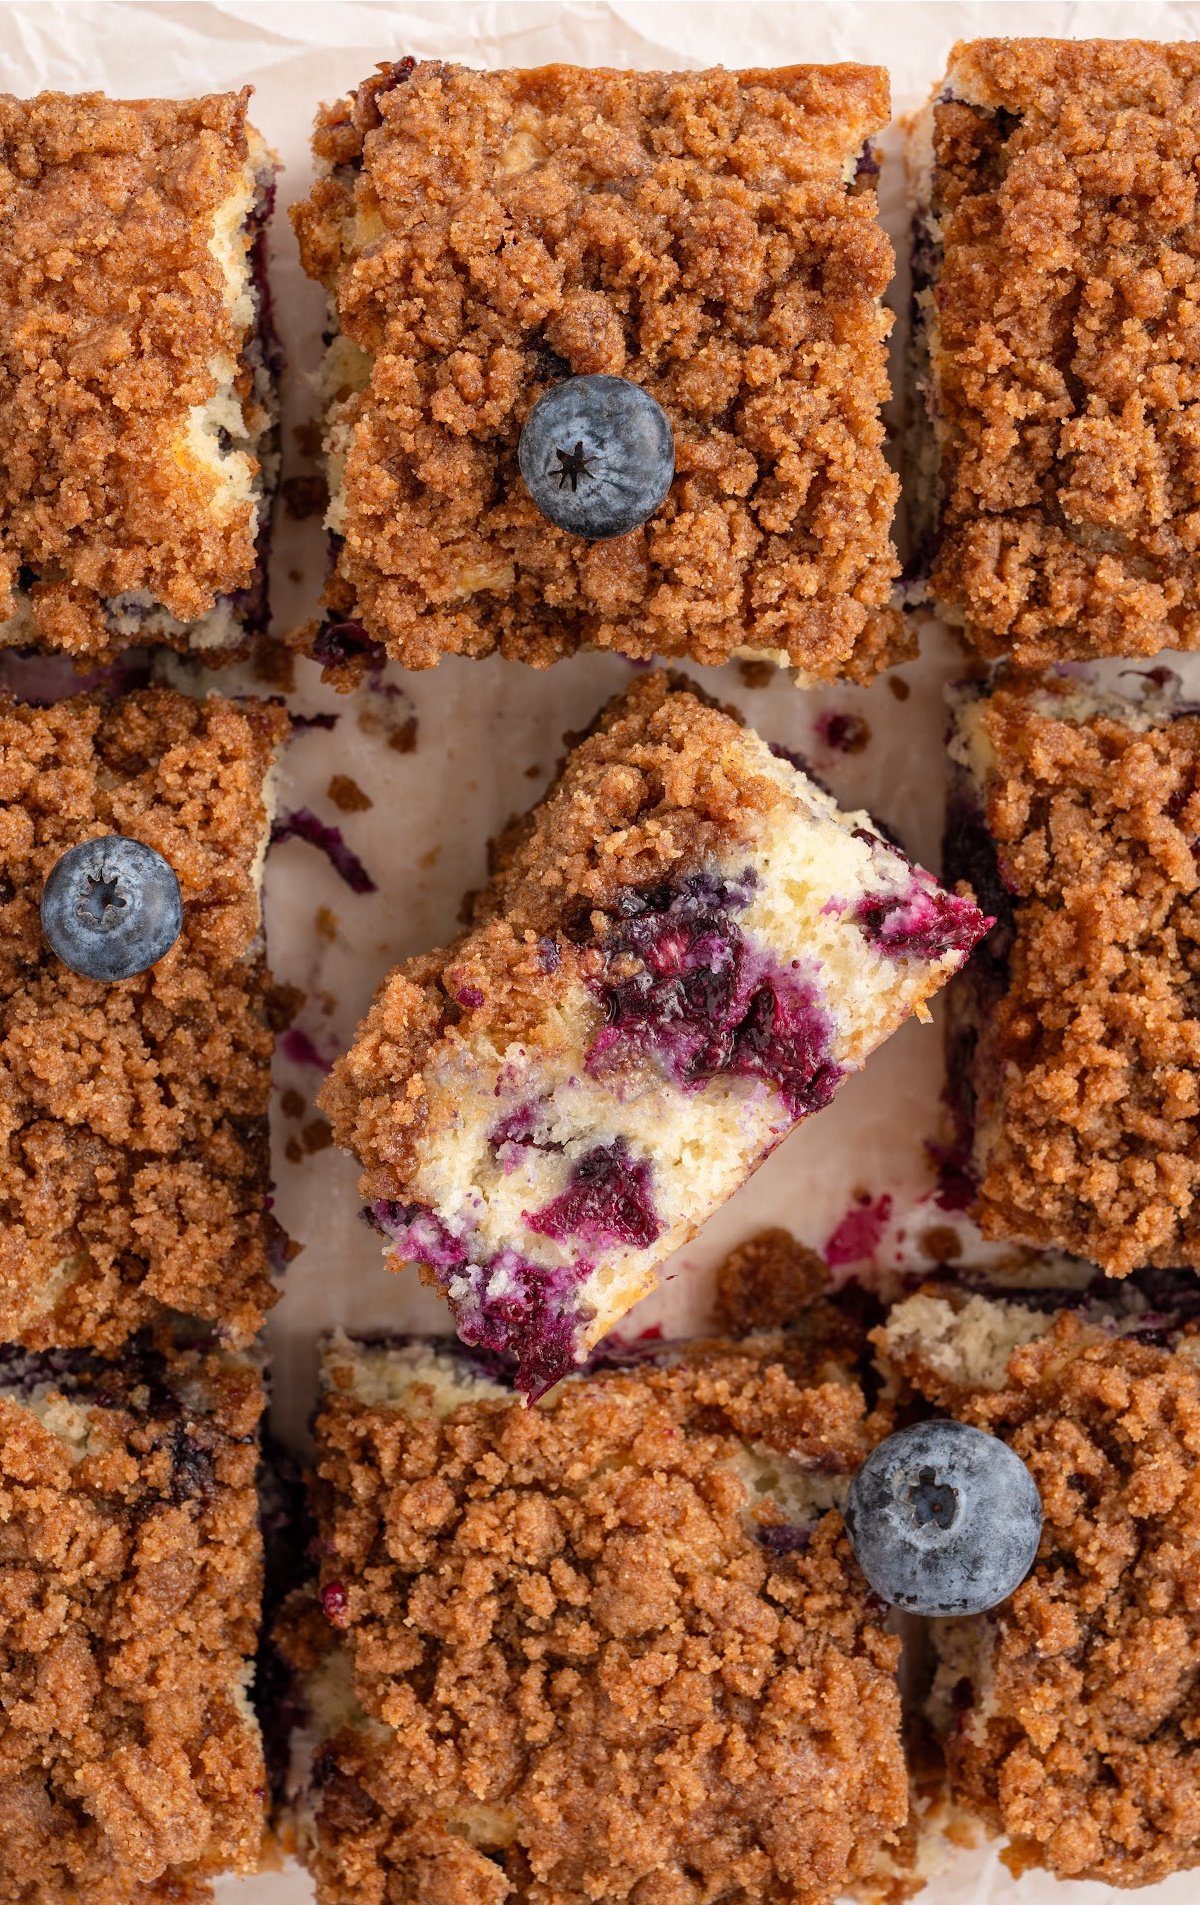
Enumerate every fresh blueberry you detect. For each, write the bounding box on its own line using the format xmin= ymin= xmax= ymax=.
xmin=518 ymin=374 xmax=674 ymax=539
xmin=41 ymin=836 xmax=183 ymax=981
xmin=843 ymin=1419 xmax=1042 ymax=1617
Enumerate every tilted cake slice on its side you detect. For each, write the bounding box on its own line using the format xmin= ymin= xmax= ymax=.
xmin=876 ymin=1267 xmax=1200 ymax=1887
xmin=0 ymin=1336 xmax=267 ymax=1903
xmin=0 ymin=90 xmax=278 ymax=660
xmin=323 ymin=671 xmax=988 ymax=1395
xmin=277 ymin=1317 xmax=907 ymax=1905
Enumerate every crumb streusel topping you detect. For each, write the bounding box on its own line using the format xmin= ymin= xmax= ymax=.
xmin=293 ymin=60 xmax=906 ymax=682
xmin=955 ymin=676 xmax=1200 ymax=1274
xmin=0 ymin=687 xmax=289 ymax=1347
xmin=885 ymin=1307 xmax=1200 ymax=1886
xmin=0 ymin=1340 xmax=266 ymax=1903
xmin=281 ymin=1329 xmax=905 ymax=1905
xmin=0 ymin=90 xmax=268 ymax=657
xmin=927 ymin=38 xmax=1200 ymax=662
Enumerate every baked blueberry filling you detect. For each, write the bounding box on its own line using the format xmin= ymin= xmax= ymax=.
xmin=366 ymin=1202 xmax=594 ymax=1401
xmin=235 ymin=171 xmax=282 ymax=640
xmin=854 ymin=878 xmax=990 ymax=961
xmin=852 ymin=141 xmax=880 ymax=190
xmin=312 ymin=616 xmax=386 ymax=671
xmin=942 ymin=791 xmax=1015 ymax=984
xmin=527 ymin=1139 xmax=662 ymax=1251
xmin=586 ymin=871 xmax=843 ymax=1119
xmin=756 ymin=1522 xmax=814 ymax=1555
xmin=940 ymin=780 xmax=1019 ymax=1182
xmin=950 ymin=1264 xmax=1200 ymax=1346
xmin=488 ymin=1100 xmax=563 ymax=1170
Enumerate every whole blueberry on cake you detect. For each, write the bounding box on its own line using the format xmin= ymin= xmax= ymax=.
xmin=876 ymin=1267 xmax=1200 ymax=1885
xmin=0 ymin=686 xmax=289 ymax=1349
xmin=945 ymin=668 xmax=1200 ymax=1273
xmin=910 ymin=38 xmax=1200 ymax=664
xmin=844 ymin=1416 xmax=1042 ymax=1618
xmin=276 ymin=1313 xmax=907 ymax=1905
xmin=0 ymin=90 xmax=278 ymax=660
xmin=292 ymin=59 xmax=907 ymax=684
xmin=0 ymin=1335 xmax=267 ymax=1902
xmin=321 ymin=672 xmax=988 ymax=1396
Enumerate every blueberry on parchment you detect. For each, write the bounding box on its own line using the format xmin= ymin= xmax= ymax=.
xmin=518 ymin=374 xmax=674 ymax=539
xmin=41 ymin=836 xmax=183 ymax=981
xmin=844 ymin=1419 xmax=1042 ymax=1617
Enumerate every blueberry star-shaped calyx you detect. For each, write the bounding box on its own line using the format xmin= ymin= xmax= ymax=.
xmin=553 ymin=441 xmax=596 ymax=491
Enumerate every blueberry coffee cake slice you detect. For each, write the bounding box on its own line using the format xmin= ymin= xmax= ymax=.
xmin=876 ymin=1268 xmax=1200 ymax=1885
xmin=0 ymin=1335 xmax=266 ymax=1904
xmin=945 ymin=668 xmax=1200 ymax=1274
xmin=0 ymin=686 xmax=289 ymax=1348
xmin=910 ymin=39 xmax=1200 ymax=664
xmin=292 ymin=60 xmax=907 ymax=685
xmin=0 ymin=91 xmax=277 ymax=661
xmin=276 ymin=1319 xmax=907 ymax=1905
xmin=322 ymin=672 xmax=988 ymax=1397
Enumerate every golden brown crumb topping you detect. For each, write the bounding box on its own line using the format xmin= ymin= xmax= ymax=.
xmin=0 ymin=1341 xmax=265 ymax=1903
xmin=320 ymin=672 xmax=780 ymax=1197
xmin=282 ymin=1331 xmax=905 ymax=1905
xmin=712 ymin=1224 xmax=833 ymax=1335
xmin=293 ymin=60 xmax=906 ymax=681
xmin=962 ymin=677 xmax=1200 ymax=1274
xmin=891 ymin=1312 xmax=1200 ymax=1886
xmin=0 ymin=687 xmax=288 ymax=1347
xmin=927 ymin=39 xmax=1200 ymax=663
xmin=0 ymin=91 xmax=266 ymax=658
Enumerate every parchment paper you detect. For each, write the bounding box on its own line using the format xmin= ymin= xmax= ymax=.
xmin=2 ymin=5 xmax=1200 ymax=1899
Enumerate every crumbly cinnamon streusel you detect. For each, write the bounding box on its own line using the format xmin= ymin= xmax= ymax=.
xmin=0 ymin=1338 xmax=266 ymax=1903
xmin=951 ymin=674 xmax=1200 ymax=1274
xmin=881 ymin=1307 xmax=1200 ymax=1886
xmin=293 ymin=60 xmax=906 ymax=683
xmin=925 ymin=39 xmax=1200 ymax=663
xmin=0 ymin=91 xmax=270 ymax=658
xmin=712 ymin=1224 xmax=833 ymax=1335
xmin=0 ymin=687 xmax=289 ymax=1345
xmin=280 ymin=1329 xmax=906 ymax=1905
xmin=320 ymin=672 xmax=780 ymax=1193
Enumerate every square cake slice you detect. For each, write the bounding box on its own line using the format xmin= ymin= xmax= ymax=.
xmin=945 ymin=668 xmax=1200 ymax=1274
xmin=875 ymin=1272 xmax=1200 ymax=1886
xmin=277 ymin=1322 xmax=906 ymax=1905
xmin=292 ymin=59 xmax=907 ymax=686
xmin=0 ymin=91 xmax=278 ymax=661
xmin=0 ymin=686 xmax=289 ymax=1347
xmin=322 ymin=671 xmax=988 ymax=1396
xmin=0 ymin=1336 xmax=266 ymax=1902
xmin=911 ymin=38 xmax=1200 ymax=664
